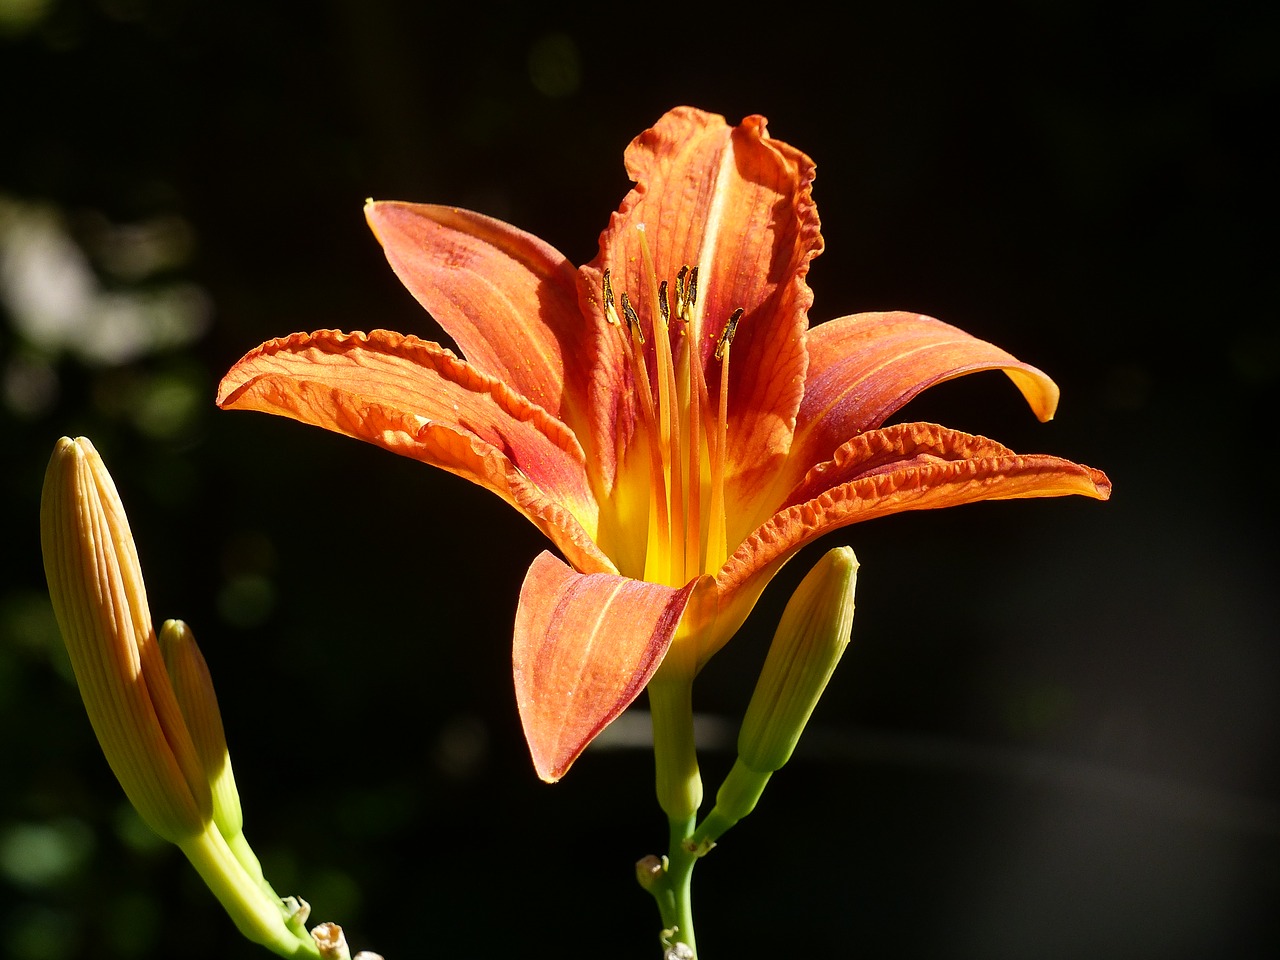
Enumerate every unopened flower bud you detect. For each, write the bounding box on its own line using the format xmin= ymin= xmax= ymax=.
xmin=691 ymin=547 xmax=857 ymax=850
xmin=159 ymin=618 xmax=244 ymax=839
xmin=737 ymin=545 xmax=857 ymax=773
xmin=159 ymin=618 xmax=272 ymax=896
xmin=41 ymin=438 xmax=313 ymax=958
xmin=40 ymin=437 xmax=211 ymax=842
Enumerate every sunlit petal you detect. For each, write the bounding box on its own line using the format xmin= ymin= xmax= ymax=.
xmin=709 ymin=423 xmax=1111 ymax=663
xmin=364 ymin=202 xmax=601 ymax=459
xmin=217 ymin=329 xmax=613 ymax=575
xmin=782 ymin=311 xmax=1061 ymax=491
xmin=514 ymin=551 xmax=703 ymax=781
xmin=583 ymin=108 xmax=822 ymax=501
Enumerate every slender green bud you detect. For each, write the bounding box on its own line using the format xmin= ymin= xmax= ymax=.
xmin=40 ymin=437 xmax=211 ymax=842
xmin=159 ymin=619 xmax=244 ymax=839
xmin=737 ymin=546 xmax=857 ymax=773
xmin=691 ymin=548 xmax=859 ymax=852
xmin=159 ymin=619 xmax=273 ymax=896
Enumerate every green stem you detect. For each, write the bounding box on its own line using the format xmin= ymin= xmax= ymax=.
xmin=688 ymin=759 xmax=772 ymax=853
xmin=648 ymin=677 xmax=702 ymax=957
xmin=179 ymin=825 xmax=319 ymax=958
xmin=661 ymin=814 xmax=698 ymax=956
xmin=649 ymin=678 xmax=702 ymax=822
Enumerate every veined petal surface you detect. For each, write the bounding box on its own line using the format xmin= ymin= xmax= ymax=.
xmin=581 ymin=107 xmax=822 ymax=499
xmin=788 ymin=312 xmax=1061 ymax=487
xmin=364 ymin=202 xmax=593 ymax=446
xmin=217 ymin=329 xmax=613 ymax=575
xmin=514 ymin=551 xmax=703 ymax=781
xmin=708 ymin=422 xmax=1111 ymax=664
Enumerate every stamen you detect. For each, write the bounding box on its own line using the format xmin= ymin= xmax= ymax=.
xmin=606 ymin=238 xmax=735 ymax=585
xmin=715 ymin=307 xmax=743 ymax=361
xmin=602 ymin=269 xmax=622 ymax=326
xmin=637 ymin=225 xmax=682 ymax=584
xmin=705 ymin=307 xmax=743 ymax=574
xmin=621 ymin=292 xmax=645 ymax=345
xmin=617 ymin=290 xmax=666 ymax=580
xmin=680 ymin=340 xmax=703 ymax=578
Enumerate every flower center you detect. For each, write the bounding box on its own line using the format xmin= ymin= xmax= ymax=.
xmin=603 ymin=225 xmax=742 ymax=588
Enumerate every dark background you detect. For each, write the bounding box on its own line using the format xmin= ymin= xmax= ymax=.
xmin=2 ymin=1 xmax=1276 ymax=958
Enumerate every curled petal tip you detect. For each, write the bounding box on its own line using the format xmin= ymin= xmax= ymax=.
xmin=1090 ymin=469 xmax=1113 ymax=500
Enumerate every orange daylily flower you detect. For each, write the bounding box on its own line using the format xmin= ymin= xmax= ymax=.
xmin=217 ymin=107 xmax=1110 ymax=782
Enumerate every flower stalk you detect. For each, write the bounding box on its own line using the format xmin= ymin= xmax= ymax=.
xmin=641 ymin=547 xmax=858 ymax=957
xmin=646 ymin=673 xmax=702 ymax=956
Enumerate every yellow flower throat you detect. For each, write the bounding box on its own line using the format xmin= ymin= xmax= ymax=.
xmin=602 ymin=225 xmax=743 ymax=589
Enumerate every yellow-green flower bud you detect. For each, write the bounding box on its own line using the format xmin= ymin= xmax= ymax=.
xmin=736 ymin=546 xmax=858 ymax=773
xmin=159 ymin=618 xmax=244 ymax=839
xmin=691 ymin=547 xmax=858 ymax=851
xmin=40 ymin=437 xmax=211 ymax=842
xmin=158 ymin=618 xmax=274 ymax=897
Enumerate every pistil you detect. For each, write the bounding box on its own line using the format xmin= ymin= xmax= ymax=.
xmin=637 ymin=227 xmax=684 ymax=587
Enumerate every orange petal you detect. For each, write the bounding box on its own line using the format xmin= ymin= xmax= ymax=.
xmin=711 ymin=423 xmax=1111 ymax=663
xmin=585 ymin=107 xmax=822 ymax=496
xmin=786 ymin=312 xmax=1060 ymax=488
xmin=364 ymin=202 xmax=597 ymax=454
xmin=217 ymin=329 xmax=614 ymax=575
xmin=513 ymin=551 xmax=701 ymax=781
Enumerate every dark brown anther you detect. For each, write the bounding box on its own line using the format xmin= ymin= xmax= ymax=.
xmin=714 ymin=307 xmax=743 ymax=360
xmin=621 ymin=292 xmax=645 ymax=345
xmin=603 ymin=268 xmax=617 ymax=314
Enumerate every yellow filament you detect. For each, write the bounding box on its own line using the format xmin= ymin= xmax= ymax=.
xmin=612 ymin=275 xmax=668 ymax=582
xmin=705 ymin=338 xmax=730 ymax=574
xmin=637 ymin=226 xmax=685 ymax=584
xmin=673 ymin=337 xmax=700 ymax=581
xmin=705 ymin=308 xmax=741 ymax=574
xmin=604 ymin=244 xmax=742 ymax=588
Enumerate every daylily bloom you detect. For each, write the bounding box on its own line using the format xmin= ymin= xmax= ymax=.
xmin=217 ymin=106 xmax=1110 ymax=782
